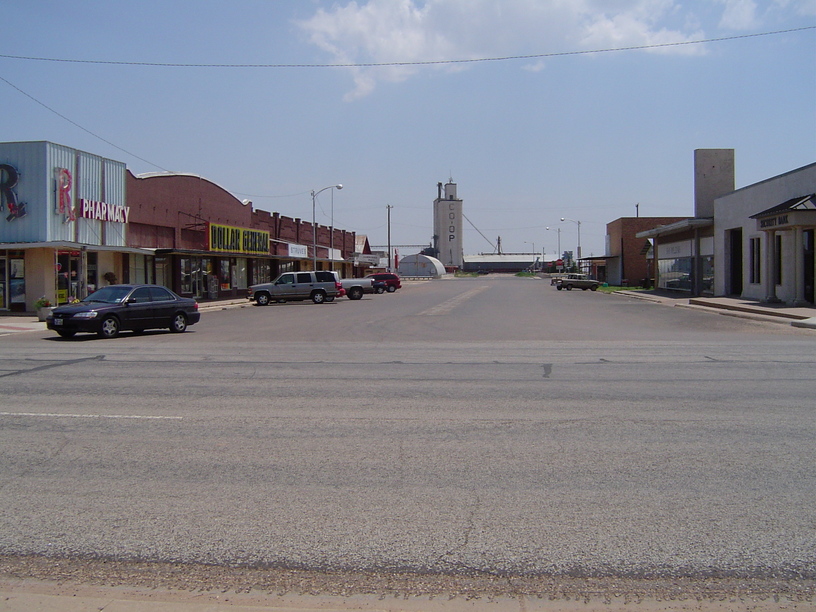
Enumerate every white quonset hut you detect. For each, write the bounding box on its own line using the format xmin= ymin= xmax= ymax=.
xmin=398 ymin=254 xmax=446 ymax=278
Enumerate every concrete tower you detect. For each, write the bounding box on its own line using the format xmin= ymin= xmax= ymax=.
xmin=433 ymin=180 xmax=463 ymax=268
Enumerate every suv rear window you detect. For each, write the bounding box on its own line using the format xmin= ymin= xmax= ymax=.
xmin=315 ymin=271 xmax=335 ymax=282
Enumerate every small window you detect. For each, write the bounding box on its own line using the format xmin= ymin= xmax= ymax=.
xmin=130 ymin=287 xmax=151 ymax=303
xmin=296 ymin=272 xmax=312 ymax=283
xmin=149 ymin=287 xmax=174 ymax=302
xmin=277 ymin=273 xmax=294 ymax=285
xmin=749 ymin=237 xmax=761 ymax=284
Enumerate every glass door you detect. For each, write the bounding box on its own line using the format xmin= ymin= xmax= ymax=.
xmin=0 ymin=256 xmax=6 ymax=309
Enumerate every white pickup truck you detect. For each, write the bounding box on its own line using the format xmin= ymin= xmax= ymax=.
xmin=554 ymin=273 xmax=600 ymax=291
xmin=340 ymin=277 xmax=386 ymax=300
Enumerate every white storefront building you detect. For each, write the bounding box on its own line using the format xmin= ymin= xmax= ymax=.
xmin=714 ymin=162 xmax=816 ymax=305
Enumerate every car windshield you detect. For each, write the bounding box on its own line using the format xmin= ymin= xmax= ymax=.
xmin=82 ymin=286 xmax=132 ymax=304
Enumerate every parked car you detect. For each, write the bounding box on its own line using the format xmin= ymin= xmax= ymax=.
xmin=248 ymin=270 xmax=342 ymax=305
xmin=555 ymin=273 xmax=600 ymax=291
xmin=366 ymin=272 xmax=401 ymax=292
xmin=46 ymin=284 xmax=200 ymax=339
xmin=340 ymin=277 xmax=386 ymax=299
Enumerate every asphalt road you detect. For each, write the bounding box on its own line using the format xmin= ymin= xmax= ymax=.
xmin=0 ymin=276 xmax=814 ymax=600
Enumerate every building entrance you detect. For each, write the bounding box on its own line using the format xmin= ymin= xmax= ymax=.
xmin=805 ymin=229 xmax=814 ymax=304
xmin=57 ymin=251 xmax=81 ymax=304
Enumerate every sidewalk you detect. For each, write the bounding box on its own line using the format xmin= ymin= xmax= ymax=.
xmin=615 ymin=289 xmax=816 ymax=329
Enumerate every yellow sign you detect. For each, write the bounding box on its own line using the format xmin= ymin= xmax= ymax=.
xmin=208 ymin=223 xmax=269 ymax=255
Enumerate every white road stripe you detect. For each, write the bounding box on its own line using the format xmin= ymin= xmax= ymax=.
xmin=0 ymin=412 xmax=182 ymax=420
xmin=418 ymin=286 xmax=490 ymax=315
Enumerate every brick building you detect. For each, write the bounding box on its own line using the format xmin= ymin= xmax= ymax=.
xmin=127 ymin=171 xmax=355 ymax=300
xmin=605 ymin=216 xmax=689 ymax=286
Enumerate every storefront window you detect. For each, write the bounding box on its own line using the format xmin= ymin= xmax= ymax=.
xmin=181 ymin=258 xmax=192 ymax=294
xmin=702 ymin=256 xmax=714 ymax=294
xmin=220 ymin=260 xmax=231 ymax=290
xmin=9 ymin=257 xmax=24 ymax=306
xmin=0 ymin=255 xmax=5 ymax=309
xmin=129 ymin=254 xmax=153 ymax=285
xmin=86 ymin=252 xmax=98 ymax=293
xmin=658 ymin=257 xmax=693 ymax=291
xmin=235 ymin=258 xmax=248 ymax=290
xmin=252 ymin=260 xmax=271 ymax=285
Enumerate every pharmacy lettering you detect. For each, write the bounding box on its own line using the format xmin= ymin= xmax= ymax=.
xmin=208 ymin=223 xmax=270 ymax=256
xmin=56 ymin=168 xmax=76 ymax=222
xmin=0 ymin=163 xmax=27 ymax=221
xmin=80 ymin=198 xmax=130 ymax=223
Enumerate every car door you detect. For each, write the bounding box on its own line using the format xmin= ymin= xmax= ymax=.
xmin=123 ymin=287 xmax=153 ymax=330
xmin=292 ymin=272 xmax=314 ymax=300
xmin=148 ymin=286 xmax=177 ymax=327
xmin=273 ymin=273 xmax=298 ymax=300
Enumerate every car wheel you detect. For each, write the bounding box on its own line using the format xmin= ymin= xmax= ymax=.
xmin=348 ymin=287 xmax=363 ymax=300
xmin=311 ymin=291 xmax=326 ymax=304
xmin=256 ymin=292 xmax=271 ymax=306
xmin=57 ymin=330 xmax=76 ymax=338
xmin=386 ymin=285 xmax=397 ymax=293
xmin=170 ymin=313 xmax=188 ymax=333
xmin=556 ymin=285 xmax=563 ymax=291
xmin=98 ymin=316 xmax=120 ymax=339
xmin=591 ymin=285 xmax=598 ymax=291
xmin=566 ymin=284 xmax=573 ymax=291
xmin=375 ymin=286 xmax=385 ymax=294
xmin=582 ymin=287 xmax=588 ymax=291
xmin=324 ymin=296 xmax=335 ymax=302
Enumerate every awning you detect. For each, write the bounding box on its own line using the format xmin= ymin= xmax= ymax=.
xmin=0 ymin=241 xmax=156 ymax=256
xmin=636 ymin=218 xmax=712 ymax=239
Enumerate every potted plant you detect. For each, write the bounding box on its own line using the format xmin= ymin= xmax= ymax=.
xmin=34 ymin=296 xmax=52 ymax=322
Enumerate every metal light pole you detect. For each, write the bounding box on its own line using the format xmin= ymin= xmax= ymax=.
xmin=524 ymin=241 xmax=536 ymax=271
xmin=386 ymin=205 xmax=393 ymax=272
xmin=560 ymin=217 xmax=581 ymax=260
xmin=546 ymin=227 xmax=561 ymax=259
xmin=311 ymin=184 xmax=343 ymax=269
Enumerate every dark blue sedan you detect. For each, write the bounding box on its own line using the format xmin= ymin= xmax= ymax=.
xmin=46 ymin=284 xmax=200 ymax=339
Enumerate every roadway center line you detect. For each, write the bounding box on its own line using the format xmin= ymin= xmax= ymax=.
xmin=418 ymin=286 xmax=490 ymax=315
xmin=0 ymin=412 xmax=183 ymax=420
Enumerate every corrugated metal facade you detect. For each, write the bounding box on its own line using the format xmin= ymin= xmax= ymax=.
xmin=0 ymin=141 xmax=127 ymax=246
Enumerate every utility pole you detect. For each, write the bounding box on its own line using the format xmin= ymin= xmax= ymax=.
xmin=386 ymin=205 xmax=393 ymax=271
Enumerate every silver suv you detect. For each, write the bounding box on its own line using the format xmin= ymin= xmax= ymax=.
xmin=248 ymin=271 xmax=342 ymax=305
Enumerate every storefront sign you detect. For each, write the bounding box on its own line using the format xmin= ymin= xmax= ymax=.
xmin=80 ymin=198 xmax=130 ymax=223
xmin=208 ymin=223 xmax=270 ymax=255
xmin=759 ymin=214 xmax=790 ymax=229
xmin=55 ymin=168 xmax=76 ymax=222
xmin=288 ymin=243 xmax=308 ymax=258
xmin=0 ymin=163 xmax=27 ymax=221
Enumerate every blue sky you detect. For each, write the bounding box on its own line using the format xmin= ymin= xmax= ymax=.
xmin=1 ymin=0 xmax=814 ymax=259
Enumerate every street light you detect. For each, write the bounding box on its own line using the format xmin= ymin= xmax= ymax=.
xmin=546 ymin=226 xmax=561 ymax=259
xmin=560 ymin=217 xmax=581 ymax=260
xmin=311 ymin=184 xmax=343 ymax=269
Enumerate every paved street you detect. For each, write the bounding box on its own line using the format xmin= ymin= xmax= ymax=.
xmin=0 ymin=276 xmax=815 ymax=609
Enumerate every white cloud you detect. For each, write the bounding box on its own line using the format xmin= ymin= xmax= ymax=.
xmin=296 ymin=0 xmax=766 ymax=99
xmin=774 ymin=0 xmax=816 ymax=16
xmin=717 ymin=0 xmax=760 ymax=29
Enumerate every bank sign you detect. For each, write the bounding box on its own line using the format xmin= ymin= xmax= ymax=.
xmin=208 ymin=223 xmax=269 ymax=255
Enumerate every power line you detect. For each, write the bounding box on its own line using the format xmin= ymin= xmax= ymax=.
xmin=0 ymin=26 xmax=812 ymax=69
xmin=0 ymin=73 xmax=171 ymax=172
